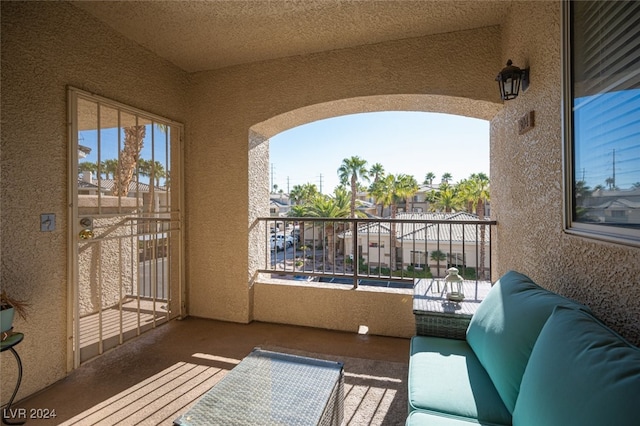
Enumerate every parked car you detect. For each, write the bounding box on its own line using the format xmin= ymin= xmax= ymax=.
xmin=270 ymin=236 xmax=286 ymax=250
xmin=273 ymin=233 xmax=294 ymax=247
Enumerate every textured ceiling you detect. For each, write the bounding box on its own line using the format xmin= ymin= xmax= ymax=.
xmin=70 ymin=0 xmax=510 ymax=73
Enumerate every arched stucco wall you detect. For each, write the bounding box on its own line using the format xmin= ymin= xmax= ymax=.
xmin=186 ymin=26 xmax=503 ymax=324
xmin=491 ymin=1 xmax=640 ymax=344
xmin=252 ymin=94 xmax=502 ymax=139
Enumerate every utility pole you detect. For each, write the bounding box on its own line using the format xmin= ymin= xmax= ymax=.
xmin=287 ymin=176 xmax=290 ymax=194
xmin=270 ymin=163 xmax=275 ymax=193
xmin=612 ymin=149 xmax=616 ymax=188
xmin=319 ymin=173 xmax=323 ymax=193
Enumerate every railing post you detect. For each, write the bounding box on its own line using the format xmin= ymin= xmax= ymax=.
xmin=352 ymin=218 xmax=358 ymax=289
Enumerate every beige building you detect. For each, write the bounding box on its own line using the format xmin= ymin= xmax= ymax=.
xmin=2 ymin=0 xmax=639 ymax=404
xmin=340 ymin=213 xmax=491 ymax=277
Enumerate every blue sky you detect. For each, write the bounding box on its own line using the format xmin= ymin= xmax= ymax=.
xmin=574 ymin=89 xmax=640 ymax=190
xmin=269 ymin=111 xmax=490 ymax=194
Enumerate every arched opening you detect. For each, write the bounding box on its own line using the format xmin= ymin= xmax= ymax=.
xmin=247 ymin=94 xmax=501 ymax=335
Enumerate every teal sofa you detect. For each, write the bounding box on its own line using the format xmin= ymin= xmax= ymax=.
xmin=407 ymin=270 xmax=640 ymax=426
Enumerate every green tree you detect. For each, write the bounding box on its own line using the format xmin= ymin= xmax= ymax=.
xmin=290 ymin=183 xmax=319 ymax=205
xmin=441 ymin=172 xmax=453 ymax=184
xmin=369 ymin=178 xmax=388 ymax=217
xmin=288 ymin=204 xmax=309 ymax=217
xmin=79 ymin=161 xmax=97 ymax=177
xmin=114 ymin=126 xmax=146 ymax=196
xmin=455 ymin=173 xmax=489 ymax=214
xmin=338 ymin=156 xmax=369 ymax=218
xmin=424 ymin=172 xmax=436 ymax=186
xmin=397 ymin=174 xmax=419 ymax=213
xmin=307 ymin=189 xmax=352 ymax=268
xmin=367 ymin=163 xmax=386 ymax=216
xmin=368 ymin=174 xmax=410 ymax=270
xmin=456 ymin=178 xmax=475 ymax=213
xmin=369 ymin=163 xmax=385 ymax=183
xmin=431 ymin=183 xmax=460 ymax=213
xmin=430 ymin=250 xmax=447 ymax=278
xmin=465 ymin=173 xmax=490 ymax=279
xmin=100 ymin=159 xmax=119 ymax=180
xmin=150 ymin=161 xmax=166 ymax=187
xmin=288 ymin=204 xmax=310 ymax=246
xmin=135 ymin=159 xmax=166 ymax=213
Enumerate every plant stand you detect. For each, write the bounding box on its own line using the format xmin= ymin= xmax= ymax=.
xmin=1 ymin=332 xmax=25 ymax=425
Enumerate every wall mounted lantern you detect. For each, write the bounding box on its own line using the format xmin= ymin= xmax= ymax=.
xmin=495 ymin=60 xmax=530 ymax=100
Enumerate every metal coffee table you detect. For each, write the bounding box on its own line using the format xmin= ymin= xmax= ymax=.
xmin=174 ymin=348 xmax=344 ymax=426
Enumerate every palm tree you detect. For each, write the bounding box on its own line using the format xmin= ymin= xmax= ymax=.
xmin=369 ymin=163 xmax=385 ymax=183
xmin=133 ymin=158 xmax=166 ymax=212
xmin=456 ymin=179 xmax=475 ymax=213
xmin=338 ymin=156 xmax=369 ymax=218
xmin=467 ymin=173 xmax=490 ymax=279
xmin=290 ymin=183 xmax=319 ymax=205
xmin=432 ymin=184 xmax=459 ymax=213
xmin=368 ymin=174 xmax=408 ymax=270
xmin=288 ymin=204 xmax=310 ymax=247
xmin=100 ymin=159 xmax=119 ymax=180
xmin=288 ymin=204 xmax=309 ymax=217
xmin=430 ymin=250 xmax=447 ymax=278
xmin=137 ymin=158 xmax=152 ymax=180
xmin=113 ymin=125 xmax=146 ymax=196
xmin=150 ymin=161 xmax=166 ymax=187
xmin=307 ymin=190 xmax=352 ymax=268
xmin=605 ymin=177 xmax=615 ymax=190
xmin=397 ymin=174 xmax=419 ymax=213
xmin=424 ymin=172 xmax=436 ymax=186
xmin=441 ymin=172 xmax=453 ymax=184
xmin=369 ymin=178 xmax=388 ymax=217
xmin=79 ymin=161 xmax=97 ymax=178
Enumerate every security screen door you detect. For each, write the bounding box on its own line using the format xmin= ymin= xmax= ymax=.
xmin=68 ymin=88 xmax=184 ymax=366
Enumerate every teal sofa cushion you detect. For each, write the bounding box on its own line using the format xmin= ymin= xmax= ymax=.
xmin=512 ymin=306 xmax=640 ymax=426
xmin=408 ymin=336 xmax=512 ymax=425
xmin=466 ymin=270 xmax=590 ymax=414
xmin=406 ymin=409 xmax=507 ymax=425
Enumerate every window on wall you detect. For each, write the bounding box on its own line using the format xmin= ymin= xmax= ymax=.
xmin=564 ymin=1 xmax=640 ymax=246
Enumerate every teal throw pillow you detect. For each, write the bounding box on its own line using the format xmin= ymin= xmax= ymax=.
xmin=512 ymin=305 xmax=640 ymax=426
xmin=466 ymin=270 xmax=590 ymax=414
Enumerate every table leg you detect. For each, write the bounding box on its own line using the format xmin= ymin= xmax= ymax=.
xmin=2 ymin=348 xmax=25 ymax=425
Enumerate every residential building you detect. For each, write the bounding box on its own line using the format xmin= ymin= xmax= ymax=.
xmin=340 ymin=213 xmax=490 ymax=277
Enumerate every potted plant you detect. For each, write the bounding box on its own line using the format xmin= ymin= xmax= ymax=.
xmin=1 ymin=290 xmax=29 ymax=335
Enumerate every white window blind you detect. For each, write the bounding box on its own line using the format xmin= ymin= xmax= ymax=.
xmin=567 ymin=0 xmax=640 ymax=244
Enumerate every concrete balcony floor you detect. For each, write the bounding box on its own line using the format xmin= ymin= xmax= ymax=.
xmin=15 ymin=318 xmax=410 ymax=425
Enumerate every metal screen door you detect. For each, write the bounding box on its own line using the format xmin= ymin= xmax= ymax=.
xmin=68 ymin=88 xmax=184 ymax=367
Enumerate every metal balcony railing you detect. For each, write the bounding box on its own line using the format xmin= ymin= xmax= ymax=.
xmin=257 ymin=215 xmax=496 ymax=291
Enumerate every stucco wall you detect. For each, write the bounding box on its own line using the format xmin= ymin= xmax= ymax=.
xmin=0 ymin=1 xmax=189 ymax=403
xmin=253 ymin=281 xmax=415 ymax=338
xmin=490 ymin=1 xmax=640 ymax=344
xmin=187 ymin=26 xmax=503 ymax=324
